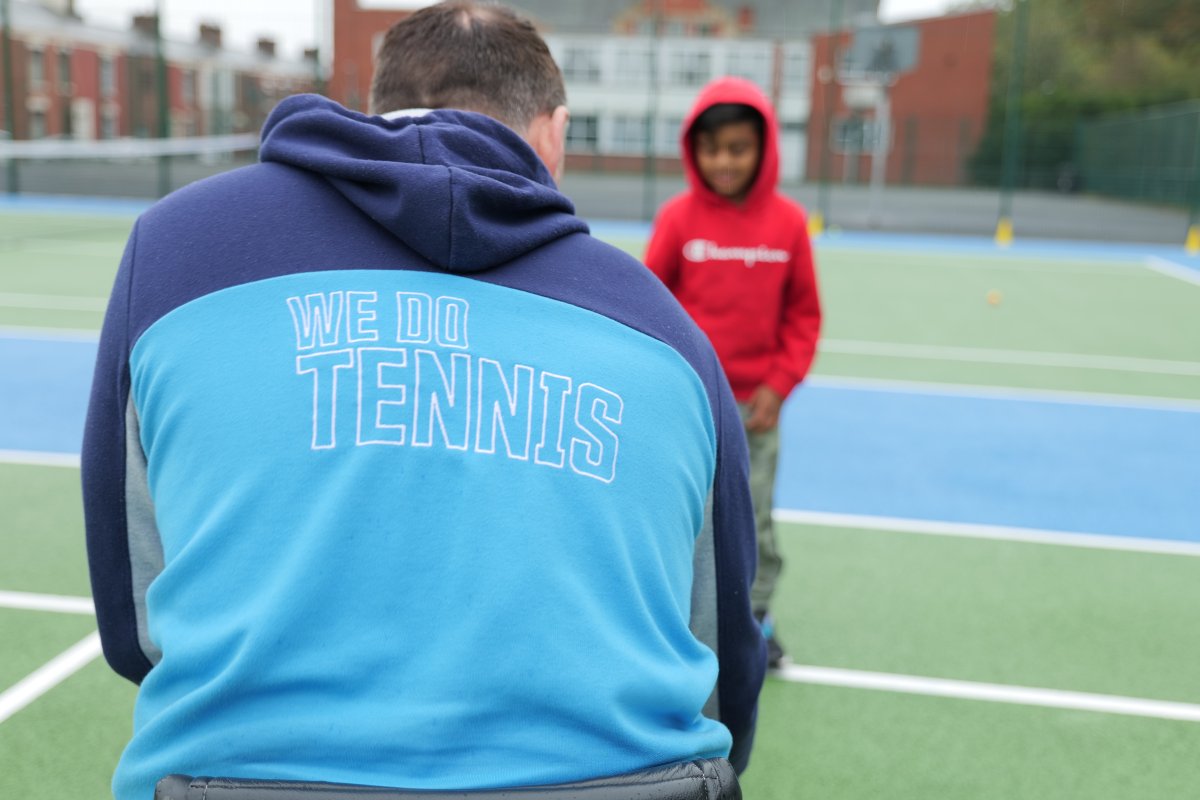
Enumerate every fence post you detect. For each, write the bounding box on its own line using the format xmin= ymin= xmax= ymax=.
xmin=155 ymin=0 xmax=171 ymax=198
xmin=1 ymin=0 xmax=19 ymax=195
xmin=1187 ymin=112 xmax=1200 ymax=254
xmin=996 ymin=0 xmax=1029 ymax=246
xmin=813 ymin=0 xmax=844 ymax=236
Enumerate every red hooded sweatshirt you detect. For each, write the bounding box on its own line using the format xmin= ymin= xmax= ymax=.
xmin=644 ymin=77 xmax=821 ymax=402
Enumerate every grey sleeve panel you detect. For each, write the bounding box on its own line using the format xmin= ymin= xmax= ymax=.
xmin=125 ymin=395 xmax=164 ymax=667
xmin=691 ymin=489 xmax=721 ymax=721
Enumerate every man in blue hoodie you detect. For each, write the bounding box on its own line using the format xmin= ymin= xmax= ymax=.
xmin=83 ymin=3 xmax=765 ymax=798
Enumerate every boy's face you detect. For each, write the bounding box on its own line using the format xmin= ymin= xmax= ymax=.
xmin=694 ymin=121 xmax=761 ymax=203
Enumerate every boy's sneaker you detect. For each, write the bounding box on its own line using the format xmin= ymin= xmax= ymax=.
xmin=765 ymin=633 xmax=788 ymax=670
xmin=754 ymin=610 xmax=789 ymax=670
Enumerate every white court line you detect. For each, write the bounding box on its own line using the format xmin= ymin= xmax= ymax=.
xmin=0 ymin=292 xmax=107 ymax=311
xmin=0 ymin=591 xmax=94 ymax=615
xmin=0 ymin=632 xmax=103 ymax=724
xmin=831 ymin=250 xmax=1151 ymax=275
xmin=806 ymin=374 xmax=1200 ymax=414
xmin=776 ymin=664 xmax=1200 ymax=722
xmin=821 ymin=338 xmax=1200 ymax=377
xmin=1144 ymin=256 xmax=1200 ymax=287
xmin=774 ymin=509 xmax=1200 ymax=558
xmin=0 ymin=450 xmax=81 ymax=468
xmin=0 ymin=325 xmax=99 ymax=341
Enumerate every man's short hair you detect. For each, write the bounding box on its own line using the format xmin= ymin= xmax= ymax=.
xmin=370 ymin=1 xmax=567 ymax=132
xmin=689 ymin=103 xmax=765 ymax=146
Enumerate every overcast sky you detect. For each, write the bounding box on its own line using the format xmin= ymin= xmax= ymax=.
xmin=73 ymin=0 xmax=962 ymax=60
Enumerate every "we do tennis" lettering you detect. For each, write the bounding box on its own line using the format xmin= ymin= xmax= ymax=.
xmin=285 ymin=290 xmax=623 ymax=484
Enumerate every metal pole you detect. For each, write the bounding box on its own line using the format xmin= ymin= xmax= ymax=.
xmin=155 ymin=0 xmax=171 ymax=197
xmin=313 ymin=0 xmax=326 ymax=95
xmin=867 ymin=84 xmax=890 ymax=228
xmin=814 ymin=0 xmax=844 ymax=235
xmin=1187 ymin=112 xmax=1200 ymax=254
xmin=996 ymin=0 xmax=1029 ymax=246
xmin=641 ymin=3 xmax=661 ymax=223
xmin=1 ymin=0 xmax=19 ymax=194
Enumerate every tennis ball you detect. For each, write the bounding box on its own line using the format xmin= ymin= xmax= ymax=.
xmin=986 ymin=289 xmax=1002 ymax=306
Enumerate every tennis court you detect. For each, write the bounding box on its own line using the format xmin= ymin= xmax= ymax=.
xmin=3 ymin=201 xmax=1200 ymax=798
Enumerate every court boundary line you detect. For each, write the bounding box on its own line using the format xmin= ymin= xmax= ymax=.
xmin=821 ymin=339 xmax=1200 ymax=377
xmin=806 ymin=374 xmax=1200 ymax=414
xmin=0 ymin=325 xmax=99 ymax=341
xmin=775 ymin=509 xmax=1200 ymax=557
xmin=0 ymin=591 xmax=95 ymax=615
xmin=0 ymin=450 xmax=81 ymax=468
xmin=820 ymin=247 xmax=1151 ymax=274
xmin=776 ymin=664 xmax=1200 ymax=722
xmin=0 ymin=631 xmax=103 ymax=725
xmin=1144 ymin=256 xmax=1200 ymax=287
xmin=0 ymin=292 xmax=107 ymax=311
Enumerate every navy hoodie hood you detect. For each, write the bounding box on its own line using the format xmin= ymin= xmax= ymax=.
xmin=259 ymin=94 xmax=588 ymax=273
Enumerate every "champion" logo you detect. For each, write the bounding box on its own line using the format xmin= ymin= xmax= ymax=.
xmin=682 ymin=239 xmax=790 ymax=268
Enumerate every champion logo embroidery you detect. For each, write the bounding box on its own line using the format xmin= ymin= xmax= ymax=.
xmin=682 ymin=239 xmax=790 ymax=268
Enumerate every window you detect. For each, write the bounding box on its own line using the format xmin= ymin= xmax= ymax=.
xmin=614 ymin=45 xmax=653 ymax=85
xmin=100 ymin=108 xmax=118 ymax=139
xmin=566 ymin=114 xmax=598 ymax=152
xmin=30 ymin=109 xmax=46 ymax=139
xmin=99 ymin=56 xmax=116 ymax=97
xmin=181 ymin=70 xmax=196 ymax=105
xmin=659 ymin=116 xmax=684 ymax=154
xmin=610 ymin=114 xmax=648 ymax=154
xmin=668 ymin=49 xmax=710 ymax=87
xmin=561 ymin=46 xmax=601 ymax=83
xmin=727 ymin=46 xmax=771 ymax=90
xmin=57 ymin=49 xmax=71 ymax=93
xmin=784 ymin=48 xmax=810 ymax=93
xmin=138 ymin=64 xmax=154 ymax=95
xmin=834 ymin=117 xmax=883 ymax=154
xmin=28 ymin=47 xmax=44 ymax=89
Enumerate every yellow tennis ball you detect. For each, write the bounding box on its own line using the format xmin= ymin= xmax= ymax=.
xmin=986 ymin=289 xmax=1002 ymax=306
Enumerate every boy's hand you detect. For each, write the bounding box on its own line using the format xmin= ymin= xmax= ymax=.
xmin=744 ymin=385 xmax=783 ymax=433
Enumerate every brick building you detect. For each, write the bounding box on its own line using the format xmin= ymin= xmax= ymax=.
xmin=0 ymin=0 xmax=316 ymax=141
xmin=806 ymin=9 xmax=996 ymax=186
xmin=329 ymin=0 xmax=880 ymax=179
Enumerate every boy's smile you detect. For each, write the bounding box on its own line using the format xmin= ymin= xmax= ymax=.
xmin=694 ymin=121 xmax=762 ymax=203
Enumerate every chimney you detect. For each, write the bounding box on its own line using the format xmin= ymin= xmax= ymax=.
xmin=198 ymin=23 xmax=222 ymax=49
xmin=132 ymin=13 xmax=159 ymax=37
xmin=738 ymin=5 xmax=755 ymax=32
xmin=257 ymin=38 xmax=276 ymax=58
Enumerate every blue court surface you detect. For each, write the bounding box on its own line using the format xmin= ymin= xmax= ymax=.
xmin=0 ymin=333 xmax=96 ymax=455
xmin=778 ymin=378 xmax=1200 ymax=542
xmin=4 ymin=331 xmax=1196 ymax=545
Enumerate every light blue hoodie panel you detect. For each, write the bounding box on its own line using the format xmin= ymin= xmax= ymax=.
xmin=117 ymin=269 xmax=726 ymax=798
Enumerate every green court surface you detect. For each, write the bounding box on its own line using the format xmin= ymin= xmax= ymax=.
xmin=3 ymin=208 xmax=1200 ymax=798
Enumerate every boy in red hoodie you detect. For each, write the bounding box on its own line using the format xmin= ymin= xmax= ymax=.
xmin=645 ymin=76 xmax=822 ymax=668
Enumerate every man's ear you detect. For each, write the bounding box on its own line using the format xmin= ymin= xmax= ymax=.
xmin=526 ymin=105 xmax=569 ymax=182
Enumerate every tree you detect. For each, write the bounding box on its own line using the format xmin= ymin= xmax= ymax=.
xmin=968 ymin=0 xmax=1199 ymax=189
